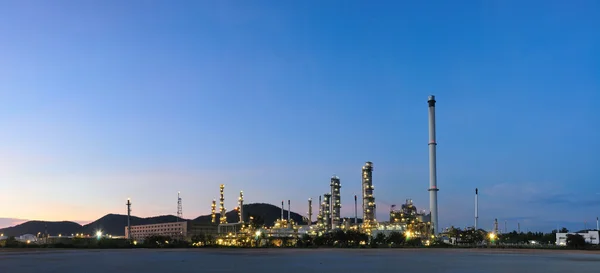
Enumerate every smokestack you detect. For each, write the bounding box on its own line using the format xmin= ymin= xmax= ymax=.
xmin=597 ymin=217 xmax=599 ymax=231
xmin=354 ymin=195 xmax=358 ymax=225
xmin=281 ymin=200 xmax=284 ymax=220
xmin=475 ymin=188 xmax=478 ymax=230
xmin=428 ymin=95 xmax=439 ymax=235
xmin=288 ymin=200 xmax=291 ymax=222
xmin=126 ymin=198 xmax=131 ymax=240
xmin=308 ymin=198 xmax=312 ymax=227
xmin=518 ymin=222 xmax=521 ymax=233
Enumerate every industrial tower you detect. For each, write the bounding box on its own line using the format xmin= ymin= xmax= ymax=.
xmin=126 ymin=198 xmax=132 ymax=240
xmin=362 ymin=162 xmax=376 ymax=232
xmin=211 ymin=199 xmax=216 ymax=223
xmin=287 ymin=200 xmax=291 ymax=221
xmin=354 ymin=195 xmax=358 ymax=226
xmin=323 ymin=193 xmax=332 ymax=230
xmin=177 ymin=192 xmax=183 ymax=221
xmin=330 ymin=176 xmax=341 ymax=229
xmin=317 ymin=196 xmax=323 ymax=229
xmin=219 ymin=184 xmax=227 ymax=224
xmin=238 ymin=191 xmax=244 ymax=223
xmin=428 ymin=95 xmax=440 ymax=235
xmin=308 ymin=198 xmax=312 ymax=227
xmin=475 ymin=188 xmax=479 ymax=230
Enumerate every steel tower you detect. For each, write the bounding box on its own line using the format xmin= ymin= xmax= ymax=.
xmin=362 ymin=162 xmax=376 ymax=232
xmin=330 ymin=176 xmax=341 ymax=229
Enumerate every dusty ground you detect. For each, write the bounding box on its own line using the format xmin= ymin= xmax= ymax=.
xmin=1 ymin=248 xmax=599 ymax=273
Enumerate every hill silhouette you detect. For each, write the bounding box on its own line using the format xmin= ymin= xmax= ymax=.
xmin=194 ymin=203 xmax=308 ymax=226
xmin=0 ymin=220 xmax=81 ymax=237
xmin=0 ymin=203 xmax=310 ymax=236
xmin=80 ymin=214 xmax=188 ymax=236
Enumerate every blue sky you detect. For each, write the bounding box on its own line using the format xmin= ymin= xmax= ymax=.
xmin=0 ymin=0 xmax=598 ymax=232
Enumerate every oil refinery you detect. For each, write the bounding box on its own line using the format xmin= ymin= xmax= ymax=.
xmin=123 ymin=95 xmax=441 ymax=246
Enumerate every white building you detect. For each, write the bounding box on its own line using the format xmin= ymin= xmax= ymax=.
xmin=125 ymin=221 xmax=187 ymax=240
xmin=556 ymin=231 xmax=599 ymax=245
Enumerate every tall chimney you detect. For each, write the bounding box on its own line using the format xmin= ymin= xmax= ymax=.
xmin=308 ymin=198 xmax=312 ymax=227
xmin=475 ymin=188 xmax=478 ymax=230
xmin=428 ymin=95 xmax=439 ymax=235
xmin=126 ymin=198 xmax=132 ymax=240
xmin=288 ymin=200 xmax=291 ymax=222
xmin=597 ymin=217 xmax=599 ymax=231
xmin=354 ymin=195 xmax=358 ymax=225
xmin=281 ymin=200 xmax=284 ymax=220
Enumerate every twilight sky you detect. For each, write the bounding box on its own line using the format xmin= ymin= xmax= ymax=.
xmin=0 ymin=0 xmax=599 ymax=232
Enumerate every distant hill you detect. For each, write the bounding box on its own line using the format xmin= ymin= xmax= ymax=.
xmin=0 ymin=220 xmax=82 ymax=237
xmin=80 ymin=214 xmax=187 ymax=236
xmin=0 ymin=203 xmax=311 ymax=237
xmin=194 ymin=203 xmax=308 ymax=226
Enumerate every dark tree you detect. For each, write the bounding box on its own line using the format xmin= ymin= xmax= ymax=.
xmin=566 ymin=234 xmax=586 ymax=249
xmin=386 ymin=232 xmax=406 ymax=246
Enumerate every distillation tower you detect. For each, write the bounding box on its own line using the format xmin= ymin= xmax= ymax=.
xmin=317 ymin=196 xmax=323 ymax=229
xmin=220 ymin=184 xmax=227 ymax=224
xmin=323 ymin=193 xmax=332 ymax=230
xmin=238 ymin=191 xmax=244 ymax=223
xmin=211 ymin=199 xmax=217 ymax=223
xmin=362 ymin=161 xmax=376 ymax=232
xmin=330 ymin=176 xmax=341 ymax=229
xmin=308 ymin=198 xmax=313 ymax=227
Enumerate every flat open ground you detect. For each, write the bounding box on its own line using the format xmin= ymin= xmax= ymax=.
xmin=1 ymin=248 xmax=599 ymax=273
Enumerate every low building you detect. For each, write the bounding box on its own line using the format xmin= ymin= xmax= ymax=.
xmin=556 ymin=230 xmax=599 ymax=245
xmin=125 ymin=221 xmax=187 ymax=241
xmin=125 ymin=221 xmax=218 ymax=241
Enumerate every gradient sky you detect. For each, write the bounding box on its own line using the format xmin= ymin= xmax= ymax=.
xmin=0 ymin=0 xmax=599 ymax=232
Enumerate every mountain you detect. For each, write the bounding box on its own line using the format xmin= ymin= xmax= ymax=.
xmin=0 ymin=220 xmax=82 ymax=237
xmin=194 ymin=203 xmax=308 ymax=226
xmin=80 ymin=214 xmax=187 ymax=236
xmin=1 ymin=203 xmax=309 ymax=237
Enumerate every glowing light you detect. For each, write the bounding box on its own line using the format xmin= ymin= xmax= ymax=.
xmin=96 ymin=231 xmax=103 ymax=239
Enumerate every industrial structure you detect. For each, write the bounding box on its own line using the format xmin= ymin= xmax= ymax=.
xmin=475 ymin=188 xmax=479 ymax=230
xmin=117 ymin=96 xmax=444 ymax=245
xmin=219 ymin=184 xmax=227 ymax=224
xmin=177 ymin=191 xmax=183 ymax=221
xmin=330 ymin=176 xmax=341 ymax=229
xmin=322 ymin=193 xmax=332 ymax=230
xmin=238 ymin=191 xmax=244 ymax=223
xmin=317 ymin=196 xmax=323 ymax=229
xmin=385 ymin=199 xmax=432 ymax=237
xmin=126 ymin=198 xmax=132 ymax=240
xmin=428 ymin=95 xmax=439 ymax=235
xmin=362 ymin=161 xmax=376 ymax=233
xmin=307 ymin=198 xmax=312 ymax=227
xmin=211 ymin=199 xmax=216 ymax=223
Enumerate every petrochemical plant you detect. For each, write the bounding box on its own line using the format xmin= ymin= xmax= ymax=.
xmin=122 ymin=95 xmax=441 ymax=246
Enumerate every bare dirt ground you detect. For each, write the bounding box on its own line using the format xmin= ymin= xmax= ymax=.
xmin=1 ymin=248 xmax=599 ymax=273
